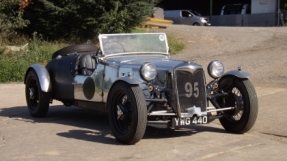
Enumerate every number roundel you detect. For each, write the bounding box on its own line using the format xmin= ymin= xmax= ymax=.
xmin=184 ymin=82 xmax=199 ymax=98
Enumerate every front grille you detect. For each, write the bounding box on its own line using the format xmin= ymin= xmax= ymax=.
xmin=176 ymin=69 xmax=206 ymax=113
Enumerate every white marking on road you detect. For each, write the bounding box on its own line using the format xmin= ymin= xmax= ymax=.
xmin=194 ymin=143 xmax=264 ymax=160
xmin=255 ymin=87 xmax=286 ymax=97
xmin=45 ymin=151 xmax=60 ymax=156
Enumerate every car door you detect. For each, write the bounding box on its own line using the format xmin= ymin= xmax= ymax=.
xmin=181 ymin=11 xmax=194 ymax=25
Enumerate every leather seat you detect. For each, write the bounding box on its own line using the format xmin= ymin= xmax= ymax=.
xmin=79 ymin=53 xmax=96 ymax=76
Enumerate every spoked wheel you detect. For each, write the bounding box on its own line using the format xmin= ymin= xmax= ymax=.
xmin=217 ymin=78 xmax=258 ymax=133
xmin=107 ymin=82 xmax=147 ymax=144
xmin=25 ymin=70 xmax=50 ymax=117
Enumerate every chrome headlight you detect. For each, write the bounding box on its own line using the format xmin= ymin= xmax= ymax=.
xmin=140 ymin=63 xmax=157 ymax=81
xmin=207 ymin=60 xmax=224 ymax=79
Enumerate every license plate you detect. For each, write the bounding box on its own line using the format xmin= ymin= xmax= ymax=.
xmin=172 ymin=116 xmax=209 ymax=126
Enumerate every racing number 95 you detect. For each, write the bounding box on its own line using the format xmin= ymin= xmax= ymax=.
xmin=185 ymin=82 xmax=199 ymax=98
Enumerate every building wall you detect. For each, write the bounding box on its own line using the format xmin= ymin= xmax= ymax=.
xmin=158 ymin=0 xmax=251 ymax=16
xmin=211 ymin=13 xmax=277 ymax=26
xmin=251 ymin=0 xmax=277 ymax=14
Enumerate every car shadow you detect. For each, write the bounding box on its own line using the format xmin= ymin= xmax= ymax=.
xmin=0 ymin=105 xmax=227 ymax=145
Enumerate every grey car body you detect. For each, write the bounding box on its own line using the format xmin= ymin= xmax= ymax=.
xmin=24 ymin=33 xmax=258 ymax=144
xmin=164 ymin=10 xmax=211 ymax=26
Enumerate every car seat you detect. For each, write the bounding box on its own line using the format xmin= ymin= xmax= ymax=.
xmin=79 ymin=53 xmax=96 ymax=76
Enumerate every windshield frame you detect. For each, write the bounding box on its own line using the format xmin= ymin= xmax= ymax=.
xmin=98 ymin=33 xmax=170 ymax=57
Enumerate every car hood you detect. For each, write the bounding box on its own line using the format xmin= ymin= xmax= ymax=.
xmin=104 ymin=55 xmax=202 ymax=70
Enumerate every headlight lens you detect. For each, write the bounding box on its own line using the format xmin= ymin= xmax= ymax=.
xmin=140 ymin=63 xmax=157 ymax=81
xmin=207 ymin=60 xmax=224 ymax=79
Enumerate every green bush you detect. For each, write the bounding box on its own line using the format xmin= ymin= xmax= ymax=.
xmin=0 ymin=35 xmax=67 ymax=83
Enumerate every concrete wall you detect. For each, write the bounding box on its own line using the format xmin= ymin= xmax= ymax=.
xmin=211 ymin=13 xmax=277 ymax=26
xmin=211 ymin=15 xmax=243 ymax=26
xmin=243 ymin=13 xmax=277 ymax=26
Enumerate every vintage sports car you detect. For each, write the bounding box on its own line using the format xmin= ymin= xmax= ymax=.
xmin=24 ymin=33 xmax=258 ymax=144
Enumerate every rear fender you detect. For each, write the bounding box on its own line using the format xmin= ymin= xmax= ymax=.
xmin=24 ymin=64 xmax=51 ymax=92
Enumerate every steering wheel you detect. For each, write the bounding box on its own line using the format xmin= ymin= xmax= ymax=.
xmin=103 ymin=41 xmax=125 ymax=54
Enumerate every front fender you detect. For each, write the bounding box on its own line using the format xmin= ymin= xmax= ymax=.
xmin=116 ymin=76 xmax=144 ymax=85
xmin=218 ymin=70 xmax=250 ymax=90
xmin=221 ymin=70 xmax=251 ymax=79
xmin=24 ymin=64 xmax=51 ymax=92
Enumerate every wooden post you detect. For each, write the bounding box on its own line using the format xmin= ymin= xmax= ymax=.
xmin=210 ymin=0 xmax=213 ymax=21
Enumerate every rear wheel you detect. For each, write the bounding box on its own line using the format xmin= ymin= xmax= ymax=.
xmin=218 ymin=78 xmax=258 ymax=133
xmin=25 ymin=70 xmax=50 ymax=117
xmin=107 ymin=82 xmax=147 ymax=144
xmin=52 ymin=44 xmax=98 ymax=59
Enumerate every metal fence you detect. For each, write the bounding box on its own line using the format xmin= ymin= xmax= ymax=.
xmin=210 ymin=13 xmax=277 ymax=26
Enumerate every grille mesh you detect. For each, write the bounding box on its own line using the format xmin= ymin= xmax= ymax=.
xmin=176 ymin=69 xmax=206 ymax=113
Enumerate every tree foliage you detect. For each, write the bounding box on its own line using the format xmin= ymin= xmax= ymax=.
xmin=20 ymin=0 xmax=159 ymax=41
xmin=0 ymin=0 xmax=29 ymax=33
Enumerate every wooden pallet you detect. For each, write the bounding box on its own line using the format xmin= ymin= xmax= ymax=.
xmin=141 ymin=18 xmax=173 ymax=29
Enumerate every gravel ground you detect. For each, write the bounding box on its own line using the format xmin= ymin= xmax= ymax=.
xmin=156 ymin=25 xmax=287 ymax=87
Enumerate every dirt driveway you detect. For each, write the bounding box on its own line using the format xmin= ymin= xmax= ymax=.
xmin=1 ymin=26 xmax=287 ymax=160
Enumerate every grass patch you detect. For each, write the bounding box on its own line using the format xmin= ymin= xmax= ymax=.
xmin=167 ymin=36 xmax=184 ymax=55
xmin=131 ymin=27 xmax=147 ymax=33
xmin=0 ymin=36 xmax=67 ymax=83
xmin=0 ymin=30 xmax=184 ymax=83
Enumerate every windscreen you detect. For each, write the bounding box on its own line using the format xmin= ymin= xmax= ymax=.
xmin=99 ymin=33 xmax=169 ymax=56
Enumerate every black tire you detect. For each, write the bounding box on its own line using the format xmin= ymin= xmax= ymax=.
xmin=218 ymin=78 xmax=258 ymax=133
xmin=52 ymin=44 xmax=98 ymax=59
xmin=25 ymin=70 xmax=50 ymax=117
xmin=193 ymin=23 xmax=200 ymax=26
xmin=107 ymin=82 xmax=147 ymax=144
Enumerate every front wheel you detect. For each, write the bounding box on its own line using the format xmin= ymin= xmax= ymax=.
xmin=217 ymin=78 xmax=258 ymax=133
xmin=107 ymin=82 xmax=147 ymax=144
xmin=25 ymin=70 xmax=50 ymax=117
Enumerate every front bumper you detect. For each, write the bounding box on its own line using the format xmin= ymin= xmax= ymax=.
xmin=148 ymin=106 xmax=207 ymax=117
xmin=147 ymin=106 xmax=234 ymax=128
xmin=204 ymin=22 xmax=211 ymax=26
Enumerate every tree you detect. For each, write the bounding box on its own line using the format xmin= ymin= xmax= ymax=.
xmin=21 ymin=0 xmax=159 ymax=41
xmin=0 ymin=0 xmax=29 ymax=33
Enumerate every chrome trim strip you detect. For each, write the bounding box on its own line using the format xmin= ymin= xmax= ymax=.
xmin=104 ymin=52 xmax=168 ymax=58
xmin=147 ymin=121 xmax=170 ymax=124
xmin=207 ymin=107 xmax=234 ymax=113
xmin=147 ymin=106 xmax=234 ymax=117
xmin=99 ymin=33 xmax=169 ymax=56
xmin=207 ymin=107 xmax=216 ymax=110
xmin=148 ymin=110 xmax=177 ymax=116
